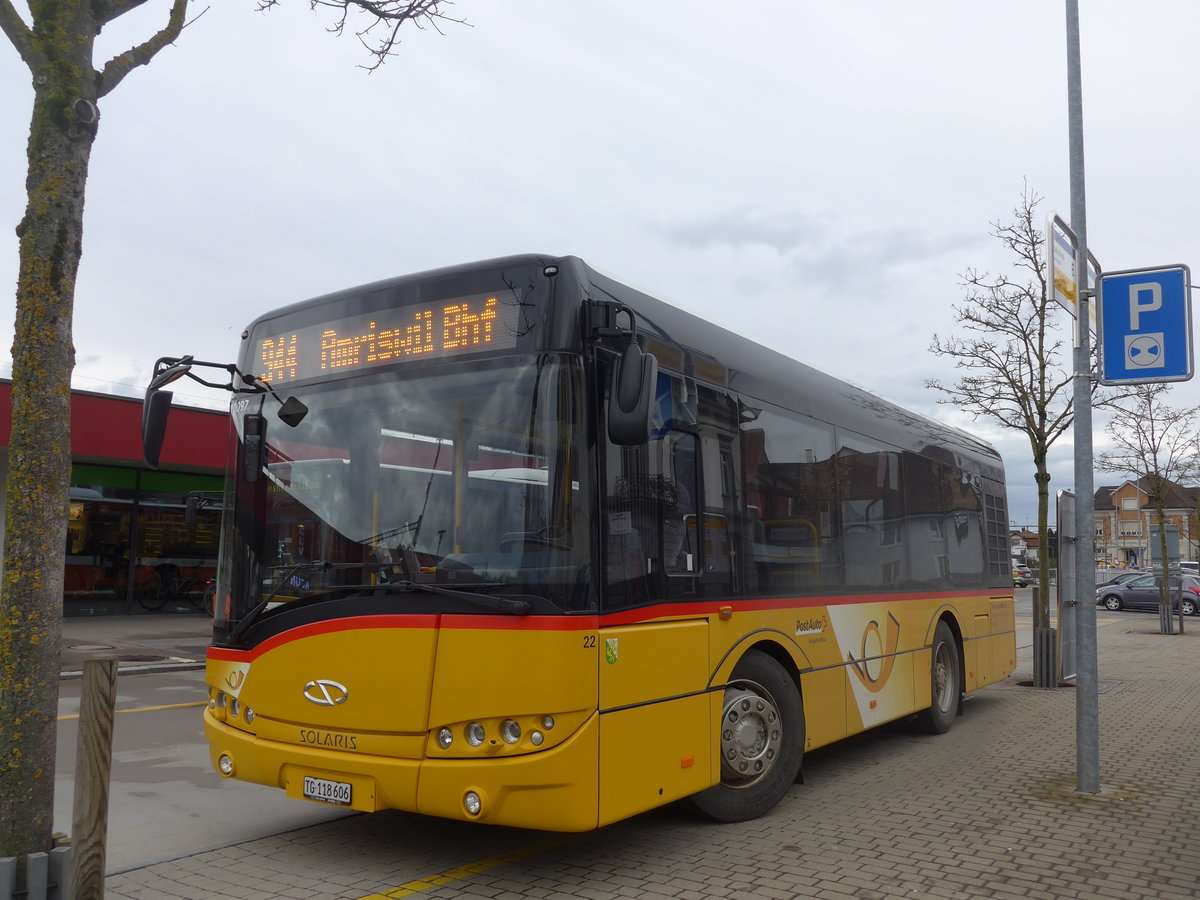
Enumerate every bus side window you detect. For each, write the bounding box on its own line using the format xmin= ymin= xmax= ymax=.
xmin=601 ymin=373 xmax=701 ymax=608
xmin=740 ymin=404 xmax=836 ymax=595
xmin=694 ymin=389 xmax=742 ymax=597
xmin=662 ymin=432 xmax=698 ymax=576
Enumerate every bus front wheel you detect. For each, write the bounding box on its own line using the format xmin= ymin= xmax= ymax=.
xmin=688 ymin=650 xmax=804 ymax=823
xmin=915 ymin=620 xmax=961 ymax=734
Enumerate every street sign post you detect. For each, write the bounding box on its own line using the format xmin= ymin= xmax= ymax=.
xmin=1098 ymin=265 xmax=1193 ymax=385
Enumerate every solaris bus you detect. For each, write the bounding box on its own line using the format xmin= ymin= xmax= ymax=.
xmin=142 ymin=254 xmax=1016 ymax=830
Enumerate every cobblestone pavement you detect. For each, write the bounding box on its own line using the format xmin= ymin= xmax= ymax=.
xmin=100 ymin=616 xmax=1200 ymax=899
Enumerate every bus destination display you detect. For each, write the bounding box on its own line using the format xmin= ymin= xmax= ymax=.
xmin=255 ymin=292 xmax=523 ymax=384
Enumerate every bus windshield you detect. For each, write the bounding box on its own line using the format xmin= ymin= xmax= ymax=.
xmin=217 ymin=354 xmax=590 ymax=633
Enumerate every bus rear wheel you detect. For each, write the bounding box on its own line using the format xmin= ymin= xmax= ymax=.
xmin=915 ymin=620 xmax=961 ymax=734
xmin=688 ymin=650 xmax=803 ymax=823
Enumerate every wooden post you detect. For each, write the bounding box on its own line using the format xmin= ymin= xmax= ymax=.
xmin=68 ymin=657 xmax=118 ymax=899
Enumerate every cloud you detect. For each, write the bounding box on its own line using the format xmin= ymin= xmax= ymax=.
xmin=656 ymin=204 xmax=987 ymax=300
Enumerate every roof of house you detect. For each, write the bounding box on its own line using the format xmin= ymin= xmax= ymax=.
xmin=1095 ymin=478 xmax=1200 ymax=511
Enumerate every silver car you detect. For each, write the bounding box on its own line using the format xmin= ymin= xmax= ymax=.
xmin=1096 ymin=573 xmax=1200 ymax=615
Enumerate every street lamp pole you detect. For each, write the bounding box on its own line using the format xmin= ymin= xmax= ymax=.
xmin=1066 ymin=0 xmax=1101 ymax=794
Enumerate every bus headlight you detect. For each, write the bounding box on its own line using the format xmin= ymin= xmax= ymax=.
xmin=217 ymin=754 xmax=235 ymax=776
xmin=431 ymin=710 xmax=581 ymax=756
xmin=464 ymin=791 xmax=482 ymax=816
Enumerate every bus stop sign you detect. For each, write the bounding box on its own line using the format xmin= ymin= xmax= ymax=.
xmin=1098 ymin=265 xmax=1193 ymax=385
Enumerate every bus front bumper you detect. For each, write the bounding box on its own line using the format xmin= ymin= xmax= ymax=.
xmin=203 ymin=708 xmax=601 ymax=832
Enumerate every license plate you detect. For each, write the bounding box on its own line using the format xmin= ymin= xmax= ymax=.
xmin=303 ymin=776 xmax=352 ymax=806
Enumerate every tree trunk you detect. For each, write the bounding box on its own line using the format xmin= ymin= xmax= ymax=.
xmin=1033 ymin=459 xmax=1052 ymax=631
xmin=0 ymin=12 xmax=98 ymax=854
xmin=1156 ymin=502 xmax=1173 ymax=634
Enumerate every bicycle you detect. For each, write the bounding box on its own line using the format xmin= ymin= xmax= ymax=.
xmin=137 ymin=561 xmax=214 ymax=615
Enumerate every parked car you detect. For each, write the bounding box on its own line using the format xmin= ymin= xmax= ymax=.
xmin=1012 ymin=564 xmax=1032 ymax=587
xmin=1095 ymin=571 xmax=1146 ymax=590
xmin=1096 ymin=573 xmax=1200 ymax=615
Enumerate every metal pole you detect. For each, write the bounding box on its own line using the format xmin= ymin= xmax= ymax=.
xmin=1066 ymin=0 xmax=1101 ymax=794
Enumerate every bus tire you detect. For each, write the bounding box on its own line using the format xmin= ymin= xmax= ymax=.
xmin=688 ymin=649 xmax=803 ymax=823
xmin=915 ymin=620 xmax=960 ymax=734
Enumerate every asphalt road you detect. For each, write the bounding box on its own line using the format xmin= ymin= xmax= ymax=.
xmin=54 ymin=669 xmax=354 ymax=873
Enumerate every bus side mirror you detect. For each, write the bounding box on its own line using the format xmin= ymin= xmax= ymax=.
xmin=142 ymin=387 xmax=173 ymax=469
xmin=142 ymin=356 xmax=197 ymax=468
xmin=242 ymin=413 xmax=265 ymax=483
xmin=608 ymin=339 xmax=658 ymax=445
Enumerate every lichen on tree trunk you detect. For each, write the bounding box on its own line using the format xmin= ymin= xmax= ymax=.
xmin=0 ymin=53 xmax=96 ymax=852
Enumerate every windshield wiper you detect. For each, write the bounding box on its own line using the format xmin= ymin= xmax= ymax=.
xmin=390 ymin=581 xmax=531 ymax=615
xmin=250 ymin=580 xmax=530 ymax=615
xmin=228 ymin=567 xmax=531 ymax=643
xmin=229 ymin=560 xmax=350 ymax=644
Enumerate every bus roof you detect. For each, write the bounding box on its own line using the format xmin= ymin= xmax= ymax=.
xmin=244 ymin=253 xmax=1002 ymax=480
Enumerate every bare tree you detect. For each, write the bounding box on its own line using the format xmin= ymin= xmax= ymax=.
xmin=1096 ymin=383 xmax=1200 ymax=632
xmin=0 ymin=0 xmax=465 ymax=863
xmin=927 ymin=187 xmax=1073 ymax=660
xmin=259 ymin=1 xmax=468 ymax=69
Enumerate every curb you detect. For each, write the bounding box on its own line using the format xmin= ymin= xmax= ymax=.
xmin=60 ymin=660 xmax=206 ymax=680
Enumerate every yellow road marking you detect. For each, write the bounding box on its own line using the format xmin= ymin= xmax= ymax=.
xmin=358 ymin=834 xmax=575 ymax=898
xmin=58 ymin=700 xmax=207 ymax=721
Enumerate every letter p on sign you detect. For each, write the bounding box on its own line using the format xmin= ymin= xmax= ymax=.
xmin=1128 ymin=283 xmax=1162 ymax=330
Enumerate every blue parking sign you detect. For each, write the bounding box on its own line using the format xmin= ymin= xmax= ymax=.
xmin=1098 ymin=265 xmax=1192 ymax=385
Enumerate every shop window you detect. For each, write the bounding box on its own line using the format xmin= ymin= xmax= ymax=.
xmin=64 ymin=467 xmax=223 ymax=613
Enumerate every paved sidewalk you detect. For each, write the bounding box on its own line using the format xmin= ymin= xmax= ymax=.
xmin=60 ymin=612 xmax=210 ymax=678
xmin=82 ymin=615 xmax=1200 ymax=899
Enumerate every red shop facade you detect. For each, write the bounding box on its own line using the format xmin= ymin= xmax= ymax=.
xmin=0 ymin=381 xmax=229 ymax=616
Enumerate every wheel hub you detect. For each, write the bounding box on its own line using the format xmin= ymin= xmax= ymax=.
xmin=718 ymin=681 xmax=782 ymax=788
xmin=932 ymin=642 xmax=954 ymax=711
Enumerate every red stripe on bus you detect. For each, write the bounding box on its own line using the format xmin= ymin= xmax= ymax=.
xmin=439 ymin=614 xmax=600 ymax=631
xmin=206 ymin=588 xmax=1010 ymax=660
xmin=207 ymin=614 xmax=438 ymax=661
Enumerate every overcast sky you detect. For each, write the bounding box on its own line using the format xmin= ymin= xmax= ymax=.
xmin=3 ymin=1 xmax=1200 ymax=529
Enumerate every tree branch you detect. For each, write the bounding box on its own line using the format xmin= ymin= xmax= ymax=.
xmin=0 ymin=0 xmax=37 ymax=72
xmin=96 ymin=0 xmax=194 ymax=98
xmin=1096 ymin=384 xmax=1200 ymax=490
xmin=259 ymin=0 xmax=470 ymax=71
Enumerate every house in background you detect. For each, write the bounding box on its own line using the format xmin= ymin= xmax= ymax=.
xmin=1094 ymin=478 xmax=1200 ymax=568
xmin=1010 ymin=529 xmax=1039 ymax=567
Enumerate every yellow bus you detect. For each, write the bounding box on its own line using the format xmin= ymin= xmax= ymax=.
xmin=143 ymin=255 xmax=1016 ymax=830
